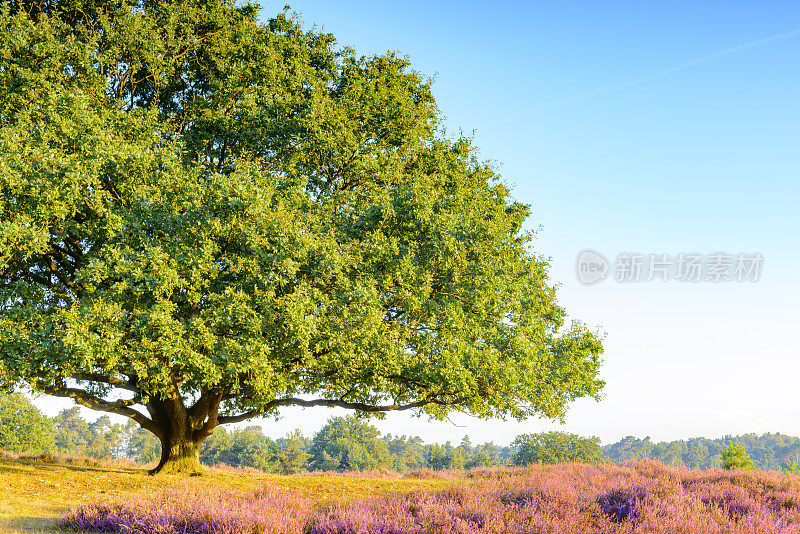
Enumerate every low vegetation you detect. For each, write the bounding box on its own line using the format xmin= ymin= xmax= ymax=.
xmin=33 ymin=458 xmax=800 ymax=534
xmin=0 ymin=455 xmax=449 ymax=533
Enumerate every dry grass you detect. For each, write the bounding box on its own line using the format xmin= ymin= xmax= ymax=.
xmin=0 ymin=458 xmax=449 ymax=533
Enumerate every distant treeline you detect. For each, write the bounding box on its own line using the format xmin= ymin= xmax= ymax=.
xmin=603 ymin=435 xmax=800 ymax=470
xmin=2 ymin=392 xmax=798 ymax=472
xmin=0 ymin=392 xmax=519 ymax=472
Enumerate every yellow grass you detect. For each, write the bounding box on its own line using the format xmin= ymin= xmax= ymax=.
xmin=0 ymin=458 xmax=449 ymax=534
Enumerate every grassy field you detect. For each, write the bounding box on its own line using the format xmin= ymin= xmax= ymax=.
xmin=6 ymin=457 xmax=800 ymax=533
xmin=0 ymin=458 xmax=449 ymax=533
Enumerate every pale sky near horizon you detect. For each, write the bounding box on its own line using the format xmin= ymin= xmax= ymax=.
xmin=32 ymin=1 xmax=800 ymax=447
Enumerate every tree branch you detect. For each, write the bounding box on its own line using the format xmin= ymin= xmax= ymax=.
xmin=44 ymin=256 xmax=82 ymax=295
xmin=193 ymin=389 xmax=224 ymax=441
xmin=50 ymin=242 xmax=81 ymax=261
xmin=40 ymin=381 xmax=160 ymax=437
xmin=217 ymin=396 xmax=459 ymax=425
xmin=73 ymin=372 xmax=138 ymax=391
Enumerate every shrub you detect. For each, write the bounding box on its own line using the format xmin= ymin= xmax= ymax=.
xmin=721 ymin=443 xmax=754 ymax=470
xmin=0 ymin=392 xmax=54 ymax=454
xmin=595 ymin=485 xmax=648 ymax=524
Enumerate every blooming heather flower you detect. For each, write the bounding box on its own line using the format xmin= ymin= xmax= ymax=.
xmin=62 ymin=461 xmax=800 ymax=534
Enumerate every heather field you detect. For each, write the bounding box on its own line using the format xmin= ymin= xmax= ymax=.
xmin=0 ymin=456 xmax=446 ymax=533
xmin=6 ymin=457 xmax=800 ymax=534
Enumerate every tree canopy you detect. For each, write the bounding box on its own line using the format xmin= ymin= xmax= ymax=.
xmin=308 ymin=415 xmax=391 ymax=472
xmin=0 ymin=391 xmax=53 ymax=453
xmin=512 ymin=431 xmax=603 ymax=465
xmin=0 ymin=0 xmax=604 ymax=473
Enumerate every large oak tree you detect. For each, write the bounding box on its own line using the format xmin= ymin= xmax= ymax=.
xmin=0 ymin=0 xmax=604 ymax=473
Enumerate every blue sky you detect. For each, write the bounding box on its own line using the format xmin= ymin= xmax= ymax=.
xmin=34 ymin=1 xmax=800 ymax=446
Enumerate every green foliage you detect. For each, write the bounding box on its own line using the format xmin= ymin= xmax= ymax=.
xmin=512 ymin=431 xmax=602 ymax=466
xmin=274 ymin=430 xmax=311 ymax=474
xmin=87 ymin=415 xmax=125 ymax=458
xmin=603 ymin=433 xmax=800 ymax=470
xmin=468 ymin=442 xmax=503 ymax=468
xmin=52 ymin=408 xmax=125 ymax=458
xmin=447 ymin=446 xmax=466 ymax=470
xmin=309 ymin=416 xmax=391 ymax=472
xmin=197 ymin=428 xmax=233 ymax=466
xmin=424 ymin=444 xmax=447 ymax=470
xmin=604 ymin=436 xmax=654 ymax=461
xmin=783 ymin=460 xmax=800 ymax=475
xmin=721 ymin=442 xmax=754 ymax=471
xmin=425 ymin=442 xmax=467 ymax=470
xmin=122 ymin=419 xmax=160 ymax=463
xmin=9 ymin=397 xmax=799 ymax=476
xmin=0 ymin=0 xmax=603 ymax=466
xmin=52 ymin=408 xmax=92 ymax=455
xmin=384 ymin=434 xmax=425 ymax=471
xmin=200 ymin=426 xmax=278 ymax=471
xmin=0 ymin=392 xmax=53 ymax=453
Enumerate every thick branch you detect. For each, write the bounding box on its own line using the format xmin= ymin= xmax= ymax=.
xmin=50 ymin=242 xmax=81 ymax=261
xmin=193 ymin=390 xmax=224 ymax=441
xmin=73 ymin=372 xmax=138 ymax=391
xmin=217 ymin=396 xmax=459 ymax=425
xmin=40 ymin=382 xmax=160 ymax=437
xmin=189 ymin=388 xmax=223 ymax=427
xmin=44 ymin=256 xmax=82 ymax=295
xmin=46 ymin=250 xmax=76 ymax=276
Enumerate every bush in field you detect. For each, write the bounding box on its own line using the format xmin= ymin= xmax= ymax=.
xmin=0 ymin=392 xmax=53 ymax=454
xmin=512 ymin=431 xmax=602 ymax=465
xmin=784 ymin=460 xmax=800 ymax=475
xmin=595 ymin=485 xmax=648 ymax=524
xmin=425 ymin=442 xmax=466 ymax=470
xmin=467 ymin=442 xmax=504 ymax=468
xmin=52 ymin=408 xmax=126 ymax=459
xmin=721 ymin=442 xmax=754 ymax=470
xmin=383 ymin=434 xmax=425 ymax=472
xmin=52 ymin=408 xmax=94 ymax=456
xmin=122 ymin=419 xmax=161 ymax=464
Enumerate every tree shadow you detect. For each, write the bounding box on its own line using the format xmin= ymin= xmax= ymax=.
xmin=0 ymin=458 xmax=148 ymax=475
xmin=30 ymin=462 xmax=139 ymax=474
xmin=0 ymin=515 xmax=61 ymax=533
xmin=0 ymin=463 xmax=21 ymax=475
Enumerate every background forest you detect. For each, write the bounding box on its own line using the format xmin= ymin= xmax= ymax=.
xmin=2 ymin=392 xmax=798 ymax=473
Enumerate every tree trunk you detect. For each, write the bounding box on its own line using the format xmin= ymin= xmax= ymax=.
xmin=146 ymin=391 xmax=221 ymax=475
xmin=151 ymin=433 xmax=204 ymax=475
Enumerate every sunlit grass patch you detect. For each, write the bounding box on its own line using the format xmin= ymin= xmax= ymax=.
xmin=0 ymin=457 xmax=448 ymax=533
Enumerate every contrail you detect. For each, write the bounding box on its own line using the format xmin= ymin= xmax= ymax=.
xmin=480 ymin=27 xmax=800 ymax=129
